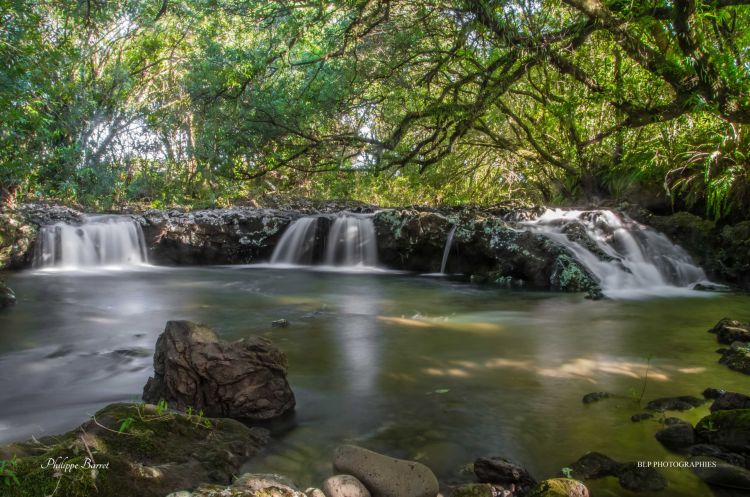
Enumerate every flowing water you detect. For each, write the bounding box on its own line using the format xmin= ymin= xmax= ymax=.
xmin=524 ymin=209 xmax=710 ymax=299
xmin=1 ymin=266 xmax=748 ymax=496
xmin=34 ymin=215 xmax=148 ymax=269
xmin=271 ymin=217 xmax=320 ymax=265
xmin=440 ymin=225 xmax=457 ymax=274
xmin=325 ymin=216 xmax=378 ymax=267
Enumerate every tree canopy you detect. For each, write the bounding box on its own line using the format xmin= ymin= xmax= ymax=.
xmin=1 ymin=0 xmax=749 ymax=218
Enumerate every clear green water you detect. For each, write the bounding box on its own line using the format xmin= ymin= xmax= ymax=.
xmin=1 ymin=266 xmax=748 ymax=496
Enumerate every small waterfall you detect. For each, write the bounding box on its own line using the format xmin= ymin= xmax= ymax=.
xmin=34 ymin=216 xmax=148 ymax=269
xmin=325 ymin=216 xmax=378 ymax=267
xmin=525 ymin=209 xmax=709 ymax=297
xmin=270 ymin=217 xmax=319 ymax=265
xmin=440 ymin=225 xmax=457 ymax=274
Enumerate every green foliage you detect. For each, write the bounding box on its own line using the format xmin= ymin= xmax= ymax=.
xmin=0 ymin=455 xmax=20 ymax=487
xmin=1 ymin=1 xmax=748 ymax=217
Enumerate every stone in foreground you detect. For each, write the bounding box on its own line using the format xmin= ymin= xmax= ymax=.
xmin=323 ymin=474 xmax=372 ymax=497
xmin=333 ymin=444 xmax=439 ymax=497
xmin=169 ymin=473 xmax=306 ymax=497
xmin=143 ymin=320 xmax=295 ymax=420
xmin=709 ymin=318 xmax=750 ymax=344
xmin=473 ymin=456 xmax=536 ymax=490
xmin=689 ymin=456 xmax=750 ymax=491
xmin=0 ymin=403 xmax=268 ymax=497
xmin=527 ymin=478 xmax=589 ymax=497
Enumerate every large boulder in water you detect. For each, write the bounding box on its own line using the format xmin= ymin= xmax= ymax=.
xmin=696 ymin=409 xmax=750 ymax=452
xmin=332 ymin=444 xmax=439 ymax=497
xmin=143 ymin=320 xmax=295 ymax=420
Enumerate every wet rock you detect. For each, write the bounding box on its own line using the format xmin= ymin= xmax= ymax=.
xmin=655 ymin=422 xmax=695 ymax=450
xmin=233 ymin=473 xmax=304 ymax=495
xmin=581 ymin=392 xmax=610 ymax=404
xmin=333 ymin=444 xmax=439 ymax=497
xmin=631 ymin=412 xmax=653 ymax=422
xmin=307 ymin=488 xmax=327 ymax=497
xmin=527 ymin=478 xmax=589 ymax=497
xmin=473 ymin=456 xmax=536 ymax=490
xmin=711 ymin=392 xmax=750 ymax=412
xmin=0 ymin=281 xmax=15 ymax=308
xmin=617 ymin=463 xmax=667 ymax=492
xmin=709 ymin=318 xmax=750 ymax=344
xmin=703 ymin=387 xmax=727 ymax=399
xmin=142 ymin=320 xmax=295 ymax=420
xmin=183 ymin=473 xmax=305 ymax=497
xmin=719 ymin=342 xmax=750 ymax=375
xmin=567 ymin=452 xmax=666 ymax=492
xmin=689 ymin=456 xmax=750 ymax=491
xmin=569 ymin=452 xmax=620 ymax=480
xmin=646 ymin=395 xmax=705 ymax=412
xmin=272 ymin=319 xmax=290 ymax=328
xmin=662 ymin=416 xmax=688 ymax=426
xmin=0 ymin=402 xmax=269 ymax=497
xmin=323 ymin=475 xmax=371 ymax=497
xmin=696 ymin=409 xmax=750 ymax=452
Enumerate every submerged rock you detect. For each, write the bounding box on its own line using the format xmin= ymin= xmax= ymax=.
xmin=142 ymin=320 xmax=295 ymax=420
xmin=581 ymin=392 xmax=610 ymax=404
xmin=719 ymin=342 xmax=750 ymax=375
xmin=568 ymin=452 xmax=666 ymax=492
xmin=527 ymin=478 xmax=589 ymax=497
xmin=332 ymin=444 xmax=439 ymax=497
xmin=322 ymin=475 xmax=371 ymax=497
xmin=0 ymin=403 xmax=268 ymax=497
xmin=646 ymin=395 xmax=705 ymax=412
xmin=630 ymin=413 xmax=653 ymax=422
xmin=689 ymin=456 xmax=750 ymax=492
xmin=0 ymin=280 xmax=15 ymax=308
xmin=655 ymin=421 xmax=695 ymax=450
xmin=709 ymin=318 xmax=750 ymax=344
xmin=272 ymin=318 xmax=290 ymax=328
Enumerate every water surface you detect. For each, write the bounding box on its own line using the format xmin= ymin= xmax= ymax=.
xmin=1 ymin=267 xmax=748 ymax=496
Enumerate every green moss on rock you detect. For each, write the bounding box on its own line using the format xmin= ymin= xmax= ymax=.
xmin=695 ymin=408 xmax=750 ymax=451
xmin=527 ymin=478 xmax=589 ymax=497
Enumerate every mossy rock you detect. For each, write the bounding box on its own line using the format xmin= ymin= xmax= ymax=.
xmin=451 ymin=483 xmax=494 ymax=497
xmin=0 ymin=403 xmax=268 ymax=497
xmin=527 ymin=478 xmax=589 ymax=497
xmin=719 ymin=343 xmax=750 ymax=375
xmin=696 ymin=408 xmax=750 ymax=452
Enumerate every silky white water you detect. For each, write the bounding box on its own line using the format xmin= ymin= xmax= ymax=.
xmin=270 ymin=217 xmax=319 ymax=265
xmin=325 ymin=216 xmax=378 ymax=267
xmin=440 ymin=224 xmax=457 ymax=274
xmin=34 ymin=216 xmax=148 ymax=269
xmin=525 ymin=209 xmax=710 ymax=298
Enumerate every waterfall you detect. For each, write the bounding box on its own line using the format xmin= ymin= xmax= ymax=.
xmin=34 ymin=216 xmax=148 ymax=269
xmin=524 ymin=209 xmax=709 ymax=297
xmin=325 ymin=216 xmax=378 ymax=267
xmin=270 ymin=217 xmax=319 ymax=265
xmin=440 ymin=224 xmax=457 ymax=274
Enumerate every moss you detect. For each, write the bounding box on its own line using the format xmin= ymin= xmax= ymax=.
xmin=695 ymin=408 xmax=750 ymax=451
xmin=451 ymin=483 xmax=494 ymax=497
xmin=528 ymin=478 xmax=588 ymax=497
xmin=0 ymin=403 xmax=268 ymax=497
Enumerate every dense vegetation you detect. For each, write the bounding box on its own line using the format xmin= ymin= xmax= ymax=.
xmin=1 ymin=1 xmax=749 ymax=219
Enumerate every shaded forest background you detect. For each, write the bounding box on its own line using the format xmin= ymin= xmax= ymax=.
xmin=1 ymin=0 xmax=749 ymax=220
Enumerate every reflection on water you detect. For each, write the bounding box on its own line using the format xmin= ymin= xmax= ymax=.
xmin=1 ymin=267 xmax=749 ymax=496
